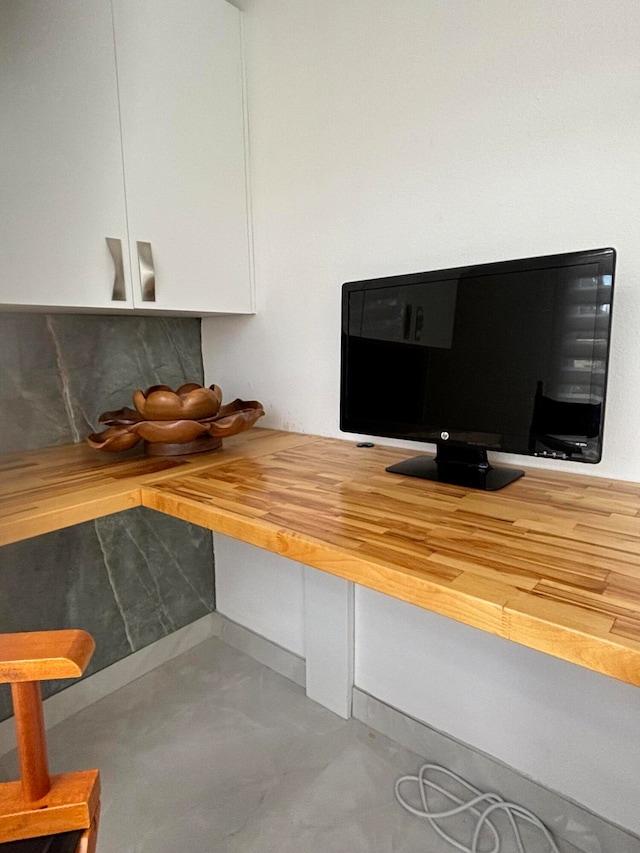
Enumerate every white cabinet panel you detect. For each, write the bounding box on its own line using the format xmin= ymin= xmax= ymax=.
xmin=0 ymin=0 xmax=133 ymax=310
xmin=113 ymin=0 xmax=253 ymax=313
xmin=0 ymin=0 xmax=253 ymax=315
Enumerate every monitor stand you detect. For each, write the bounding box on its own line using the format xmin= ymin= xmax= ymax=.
xmin=385 ymin=444 xmax=524 ymax=491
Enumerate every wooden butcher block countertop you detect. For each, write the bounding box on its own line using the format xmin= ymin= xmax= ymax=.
xmin=3 ymin=428 xmax=640 ymax=687
xmin=0 ymin=429 xmax=311 ymax=545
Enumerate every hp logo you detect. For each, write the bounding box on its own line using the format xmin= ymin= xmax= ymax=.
xmin=440 ymin=431 xmax=450 ymax=441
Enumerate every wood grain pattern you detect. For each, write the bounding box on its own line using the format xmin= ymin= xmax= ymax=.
xmin=0 ymin=770 xmax=99 ymax=843
xmin=140 ymin=435 xmax=640 ymax=687
xmin=0 ymin=630 xmax=96 ymax=808
xmin=0 ymin=430 xmax=315 ymax=546
xmin=0 ymin=630 xmax=95 ymax=684
xmin=0 ymin=630 xmax=100 ymax=846
xmin=11 ymin=681 xmax=49 ymax=802
xmin=3 ymin=429 xmax=640 ymax=687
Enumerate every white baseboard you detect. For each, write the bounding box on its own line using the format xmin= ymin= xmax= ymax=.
xmin=219 ymin=614 xmax=306 ymax=686
xmin=352 ymin=689 xmax=640 ymax=853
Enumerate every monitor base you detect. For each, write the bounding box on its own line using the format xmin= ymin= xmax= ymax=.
xmin=386 ymin=449 xmax=524 ymax=492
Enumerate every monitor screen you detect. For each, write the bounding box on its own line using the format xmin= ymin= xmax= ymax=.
xmin=340 ymin=248 xmax=616 ymax=490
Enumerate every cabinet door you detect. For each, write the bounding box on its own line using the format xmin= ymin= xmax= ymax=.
xmin=113 ymin=0 xmax=254 ymax=314
xmin=0 ymin=0 xmax=133 ymax=310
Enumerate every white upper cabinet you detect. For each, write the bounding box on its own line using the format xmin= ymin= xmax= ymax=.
xmin=0 ymin=0 xmax=253 ymax=314
xmin=0 ymin=0 xmax=131 ymax=310
xmin=113 ymin=0 xmax=252 ymax=313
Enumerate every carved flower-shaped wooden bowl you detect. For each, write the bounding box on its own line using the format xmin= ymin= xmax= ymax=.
xmin=132 ymin=383 xmax=223 ymax=420
xmin=87 ymin=383 xmax=265 ymax=456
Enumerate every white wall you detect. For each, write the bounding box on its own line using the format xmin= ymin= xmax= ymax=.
xmin=203 ymin=0 xmax=640 ymax=833
xmin=214 ymin=533 xmax=305 ymax=655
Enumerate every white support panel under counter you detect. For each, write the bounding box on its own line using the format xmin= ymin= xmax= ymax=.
xmin=303 ymin=566 xmax=354 ymax=719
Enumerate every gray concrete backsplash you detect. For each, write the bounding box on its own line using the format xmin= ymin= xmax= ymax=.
xmin=0 ymin=313 xmax=215 ymax=721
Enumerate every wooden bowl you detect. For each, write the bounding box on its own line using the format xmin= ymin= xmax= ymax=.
xmin=87 ymin=397 xmax=265 ymax=456
xmin=86 ymin=426 xmax=142 ymax=453
xmin=132 ymin=383 xmax=223 ymax=421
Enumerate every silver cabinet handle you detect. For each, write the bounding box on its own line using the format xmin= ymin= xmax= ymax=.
xmin=136 ymin=241 xmax=156 ymax=302
xmin=106 ymin=237 xmax=126 ymax=301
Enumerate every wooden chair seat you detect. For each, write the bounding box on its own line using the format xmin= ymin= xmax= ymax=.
xmin=0 ymin=631 xmax=100 ymax=853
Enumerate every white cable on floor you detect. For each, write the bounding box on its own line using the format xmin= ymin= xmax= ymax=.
xmin=395 ymin=763 xmax=561 ymax=853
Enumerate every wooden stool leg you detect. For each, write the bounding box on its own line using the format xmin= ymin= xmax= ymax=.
xmin=76 ymin=802 xmax=100 ymax=853
xmin=11 ymin=681 xmax=50 ymax=802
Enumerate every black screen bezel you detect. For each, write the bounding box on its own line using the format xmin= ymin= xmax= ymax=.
xmin=340 ymin=247 xmax=616 ymax=464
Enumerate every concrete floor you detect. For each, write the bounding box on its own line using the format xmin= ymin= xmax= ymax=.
xmin=0 ymin=638 xmax=563 ymax=852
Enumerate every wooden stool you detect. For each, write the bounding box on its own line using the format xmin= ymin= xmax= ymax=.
xmin=0 ymin=631 xmax=100 ymax=852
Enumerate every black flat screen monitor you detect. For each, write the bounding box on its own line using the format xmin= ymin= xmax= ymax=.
xmin=340 ymin=248 xmax=616 ymax=490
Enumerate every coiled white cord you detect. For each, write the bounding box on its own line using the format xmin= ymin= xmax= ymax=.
xmin=395 ymin=763 xmax=561 ymax=853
